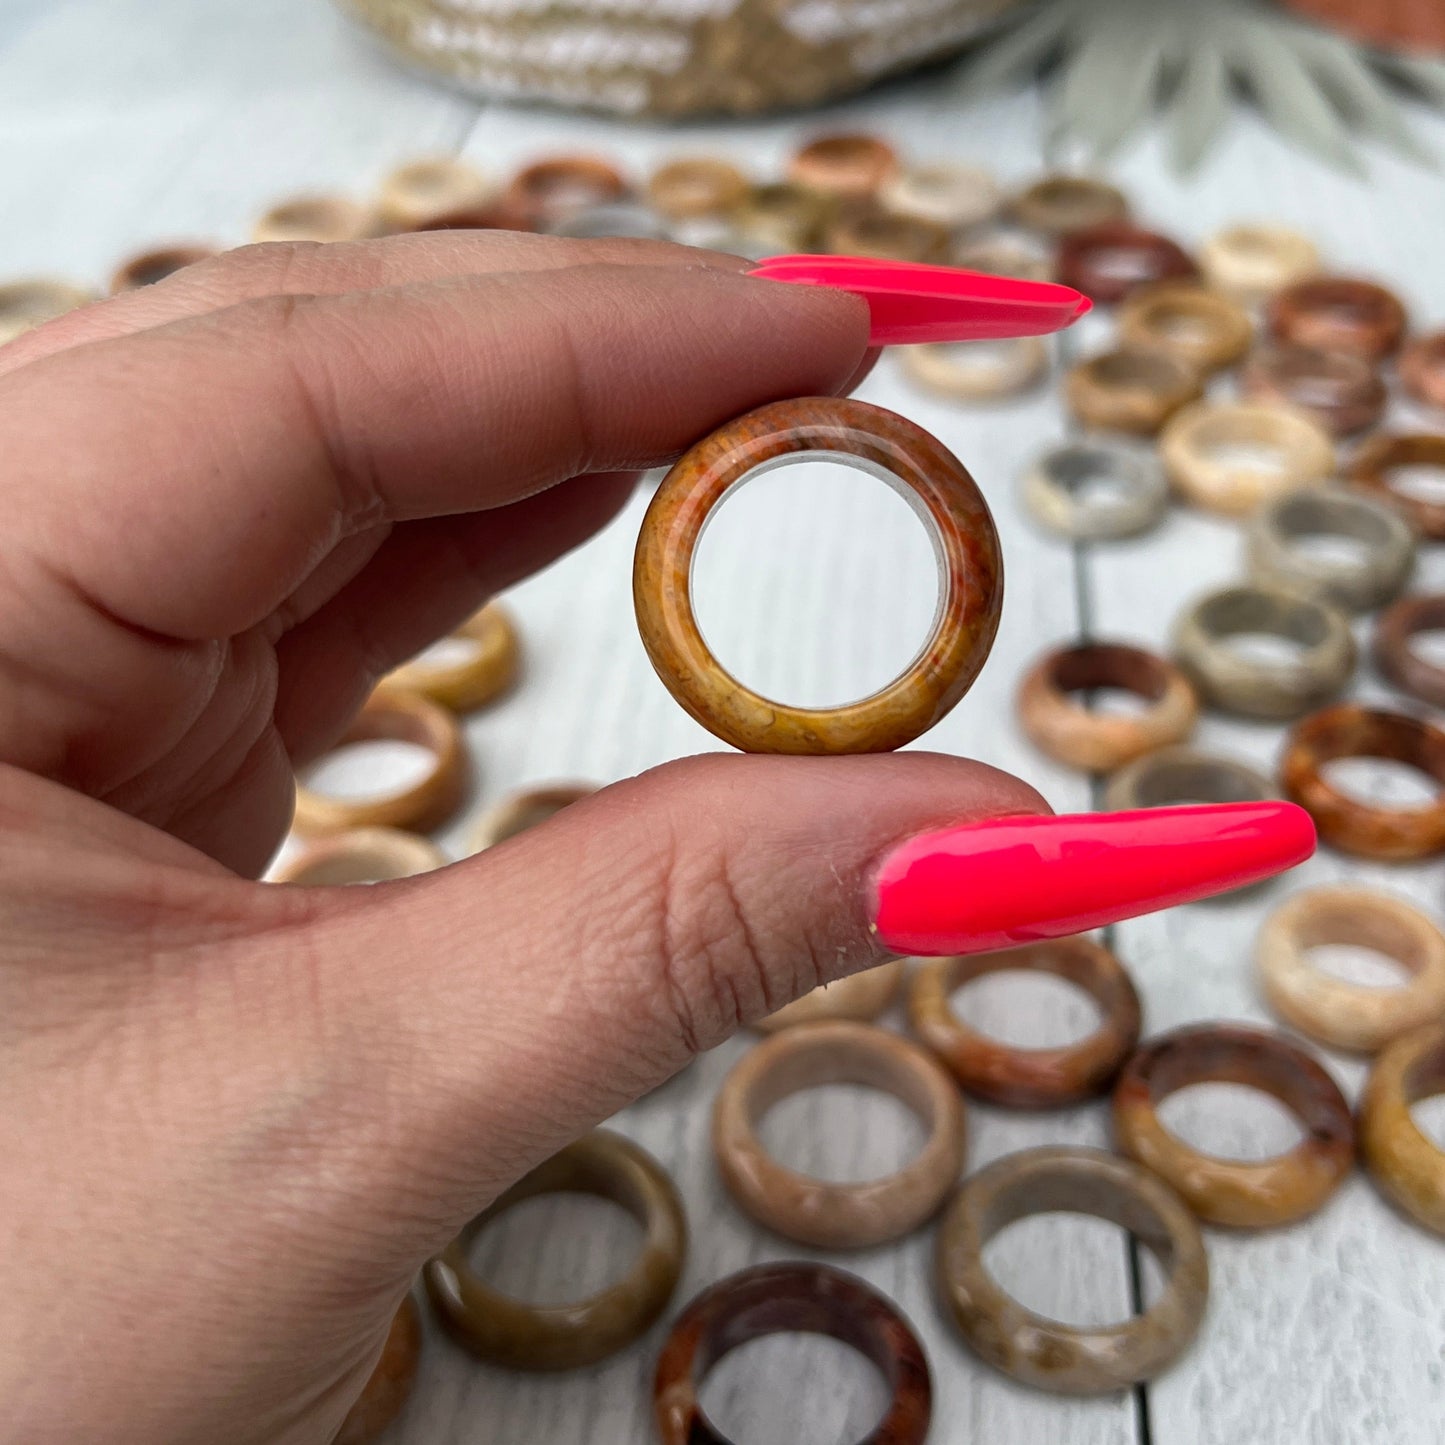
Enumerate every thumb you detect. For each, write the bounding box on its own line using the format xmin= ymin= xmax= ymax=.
xmin=300 ymin=751 xmax=1042 ymax=1229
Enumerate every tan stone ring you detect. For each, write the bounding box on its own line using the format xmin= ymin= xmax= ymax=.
xmin=937 ymin=1146 xmax=1208 ymax=1394
xmin=633 ymin=397 xmax=1003 ymax=754
xmin=1359 ymin=1022 xmax=1445 ymax=1236
xmin=424 ymin=1130 xmax=685 ymax=1371
xmin=1112 ymin=1023 xmax=1354 ymax=1228
xmin=712 ymin=1020 xmax=966 ymax=1249
xmin=654 ymin=1262 xmax=932 ymax=1444
xmin=908 ymin=939 xmax=1142 ymax=1107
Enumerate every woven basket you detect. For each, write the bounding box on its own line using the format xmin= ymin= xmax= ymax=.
xmin=1281 ymin=0 xmax=1445 ymax=53
xmin=337 ymin=0 xmax=1025 ymax=117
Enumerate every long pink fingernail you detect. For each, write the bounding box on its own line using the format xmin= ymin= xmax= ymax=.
xmin=872 ymin=802 xmax=1316 ymax=956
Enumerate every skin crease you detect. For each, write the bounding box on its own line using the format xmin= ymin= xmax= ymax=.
xmin=0 ymin=232 xmax=1049 ymax=1445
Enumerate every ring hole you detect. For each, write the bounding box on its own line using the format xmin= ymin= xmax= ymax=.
xmin=758 ymin=1084 xmax=926 ymax=1183
xmin=699 ymin=1334 xmax=889 ymax=1445
xmin=1319 ymin=757 xmax=1439 ymax=810
xmin=466 ymin=1194 xmax=644 ymax=1306
xmin=1384 ymin=462 xmax=1445 ymax=506
xmin=1220 ymin=631 xmax=1310 ymax=668
xmin=951 ymin=972 xmax=1105 ymax=1049
xmin=299 ymin=739 xmax=435 ymax=801
xmin=1204 ymin=439 xmax=1288 ymax=476
xmin=1304 ymin=942 xmax=1414 ymax=990
xmin=1408 ymin=626 xmax=1445 ymax=669
xmin=1412 ymin=1095 xmax=1445 ymax=1149
xmin=1281 ymin=530 xmax=1374 ymax=570
xmin=1052 ymin=450 xmax=1140 ymax=510
xmin=691 ymin=453 xmax=941 ymax=709
xmin=1157 ymin=1081 xmax=1305 ymax=1162
xmin=983 ymin=1214 xmax=1136 ymax=1327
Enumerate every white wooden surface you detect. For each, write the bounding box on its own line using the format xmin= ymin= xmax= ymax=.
xmin=1 ymin=3 xmax=1442 ymax=1442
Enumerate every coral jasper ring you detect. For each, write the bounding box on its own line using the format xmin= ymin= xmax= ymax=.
xmin=633 ymin=397 xmax=1003 ymax=754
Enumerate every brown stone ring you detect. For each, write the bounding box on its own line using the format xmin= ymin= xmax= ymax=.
xmin=1359 ymin=1022 xmax=1445 ymax=1236
xmin=633 ymin=397 xmax=1003 ymax=754
xmin=1010 ymin=174 xmax=1129 ymax=235
xmin=1241 ymin=344 xmax=1386 ymax=438
xmin=109 ymin=244 xmax=218 ymax=293
xmin=504 ymin=155 xmax=631 ymax=229
xmin=654 ymin=1262 xmax=932 ymax=1445
xmin=1266 ymin=275 xmax=1407 ymax=360
xmin=1017 ymin=640 xmax=1199 ymax=773
xmin=1280 ymin=704 xmax=1445 ymax=860
xmin=788 ymin=132 xmax=899 ymax=199
xmin=1112 ymin=1023 xmax=1355 ymax=1228
xmin=1348 ymin=433 xmax=1445 ymax=541
xmin=424 ymin=1129 xmax=686 ymax=1371
xmin=712 ymin=1020 xmax=966 ymax=1249
xmin=936 ymin=1146 xmax=1207 ymax=1394
xmin=1064 ymin=348 xmax=1202 ymax=436
xmin=753 ymin=958 xmax=906 ymax=1035
xmin=908 ymin=939 xmax=1142 ymax=1108
xmin=1399 ymin=330 xmax=1445 ymax=412
xmin=1118 ymin=282 xmax=1253 ymax=375
xmin=292 ymin=687 xmax=468 ymax=835
xmin=1375 ymin=593 xmax=1445 ymax=710
xmin=1057 ymin=220 xmax=1197 ymax=305
xmin=334 ymin=1295 xmax=423 ymax=1445
xmin=826 ymin=205 xmax=949 ymax=263
xmin=1257 ymin=887 xmax=1445 ymax=1055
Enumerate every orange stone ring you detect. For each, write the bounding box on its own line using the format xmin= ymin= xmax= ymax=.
xmin=633 ymin=397 xmax=1003 ymax=754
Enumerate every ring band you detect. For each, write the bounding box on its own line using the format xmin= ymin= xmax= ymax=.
xmin=1118 ymin=282 xmax=1252 ymax=374
xmin=1359 ymin=1022 xmax=1445 ymax=1236
xmin=1198 ymin=223 xmax=1319 ymax=304
xmin=1280 ymin=705 xmax=1445 ymax=860
xmin=753 ymin=958 xmax=905 ymax=1034
xmin=901 ymin=336 xmax=1047 ymax=401
xmin=1348 ymin=433 xmax=1445 ymax=541
xmin=1399 ymin=329 xmax=1445 ymax=412
xmin=1245 ymin=488 xmax=1415 ymax=613
xmin=1172 ymin=583 xmax=1355 ymax=719
xmin=880 ymin=163 xmax=1000 ymax=230
xmin=952 ymin=222 xmax=1055 ymax=281
xmin=654 ymin=1263 xmax=932 ymax=1445
xmin=1017 ymin=641 xmax=1198 ymax=772
xmin=1375 ymin=593 xmax=1445 ymax=708
xmin=503 ymin=155 xmax=630 ymax=228
xmin=425 ymin=1129 xmax=686 ymax=1370
xmin=1104 ymin=745 xmax=1275 ymax=813
xmin=1065 ymin=348 xmax=1202 ymax=435
xmin=1258 ymin=887 xmax=1445 ymax=1053
xmin=1112 ymin=1023 xmax=1355 ymax=1227
xmin=293 ymin=687 xmax=468 ymax=835
xmin=1266 ymin=275 xmax=1407 ymax=360
xmin=712 ymin=1020 xmax=966 ymax=1248
xmin=109 ymin=245 xmax=217 ymax=294
xmin=470 ymin=782 xmax=596 ymax=851
xmin=385 ymin=602 xmax=521 ymax=712
xmin=937 ymin=1146 xmax=1207 ymax=1394
xmin=1241 ymin=344 xmax=1386 ymax=437
xmin=335 ymin=1296 xmax=423 ymax=1445
xmin=252 ymin=195 xmax=373 ymax=244
xmin=908 ymin=939 xmax=1142 ymax=1107
xmin=0 ymin=277 xmax=96 ymax=345
xmin=788 ymin=133 xmax=898 ymax=199
xmin=647 ymin=157 xmax=750 ymax=221
xmin=273 ymin=827 xmax=447 ymax=885
xmin=825 ymin=206 xmax=949 ymax=263
xmin=1057 ymin=220 xmax=1196 ymax=305
xmin=376 ymin=157 xmax=490 ymax=231
xmin=633 ymin=397 xmax=1003 ymax=755
xmin=1024 ymin=438 xmax=1168 ymax=540
xmin=1011 ymin=174 xmax=1128 ymax=235
xmin=1162 ymin=400 xmax=1335 ymax=515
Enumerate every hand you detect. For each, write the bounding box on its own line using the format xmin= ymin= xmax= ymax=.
xmin=0 ymin=234 xmax=1051 ymax=1444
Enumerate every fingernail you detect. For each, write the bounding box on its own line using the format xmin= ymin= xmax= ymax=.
xmin=871 ymin=802 xmax=1316 ymax=956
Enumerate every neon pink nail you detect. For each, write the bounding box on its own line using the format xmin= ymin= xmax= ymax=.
xmin=750 ymin=253 xmax=1091 ymax=346
xmin=871 ymin=802 xmax=1316 ymax=956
